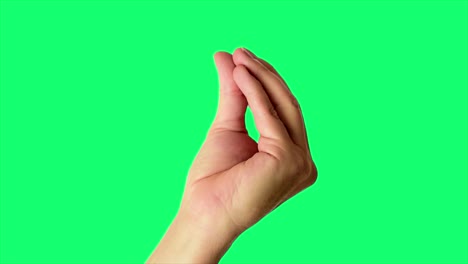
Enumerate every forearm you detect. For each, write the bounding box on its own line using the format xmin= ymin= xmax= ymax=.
xmin=146 ymin=210 xmax=238 ymax=263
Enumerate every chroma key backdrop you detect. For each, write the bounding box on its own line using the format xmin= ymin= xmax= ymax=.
xmin=1 ymin=0 xmax=467 ymax=263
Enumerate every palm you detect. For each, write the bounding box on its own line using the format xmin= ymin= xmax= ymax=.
xmin=186 ymin=129 xmax=258 ymax=214
xmin=189 ymin=130 xmax=257 ymax=181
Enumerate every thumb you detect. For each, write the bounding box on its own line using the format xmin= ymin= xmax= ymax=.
xmin=212 ymin=51 xmax=248 ymax=132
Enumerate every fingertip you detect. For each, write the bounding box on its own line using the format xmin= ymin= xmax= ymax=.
xmin=214 ymin=52 xmax=236 ymax=75
xmin=213 ymin=52 xmax=221 ymax=67
xmin=232 ymin=65 xmax=242 ymax=82
xmin=214 ymin=51 xmax=230 ymax=56
xmin=213 ymin=51 xmax=221 ymax=60
xmin=214 ymin=51 xmax=231 ymax=63
xmin=233 ymin=47 xmax=244 ymax=55
xmin=232 ymin=64 xmax=248 ymax=82
xmin=232 ymin=47 xmax=247 ymax=65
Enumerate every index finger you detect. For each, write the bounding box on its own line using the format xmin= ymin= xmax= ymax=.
xmin=233 ymin=48 xmax=310 ymax=152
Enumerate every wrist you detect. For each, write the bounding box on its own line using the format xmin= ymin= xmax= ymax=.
xmin=147 ymin=210 xmax=239 ymax=263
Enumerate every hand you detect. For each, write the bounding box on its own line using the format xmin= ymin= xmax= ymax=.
xmin=147 ymin=48 xmax=318 ymax=263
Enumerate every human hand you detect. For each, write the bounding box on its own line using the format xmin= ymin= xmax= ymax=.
xmin=147 ymin=48 xmax=317 ymax=263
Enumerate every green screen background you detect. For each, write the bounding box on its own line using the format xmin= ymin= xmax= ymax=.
xmin=1 ymin=0 xmax=467 ymax=263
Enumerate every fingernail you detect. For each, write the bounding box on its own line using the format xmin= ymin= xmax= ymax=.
xmin=242 ymin=47 xmax=255 ymax=58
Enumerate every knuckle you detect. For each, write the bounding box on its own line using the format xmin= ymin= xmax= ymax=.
xmin=255 ymin=59 xmax=270 ymax=74
xmin=290 ymin=95 xmax=300 ymax=109
xmin=267 ymin=104 xmax=280 ymax=119
xmin=271 ymin=144 xmax=289 ymax=162
xmin=275 ymin=91 xmax=300 ymax=111
xmin=287 ymin=149 xmax=308 ymax=176
xmin=305 ymin=161 xmax=318 ymax=186
xmin=303 ymin=173 xmax=317 ymax=188
xmin=270 ymin=143 xmax=317 ymax=186
xmin=289 ymin=147 xmax=318 ymax=185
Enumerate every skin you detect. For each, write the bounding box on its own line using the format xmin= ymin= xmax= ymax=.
xmin=147 ymin=47 xmax=318 ymax=263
